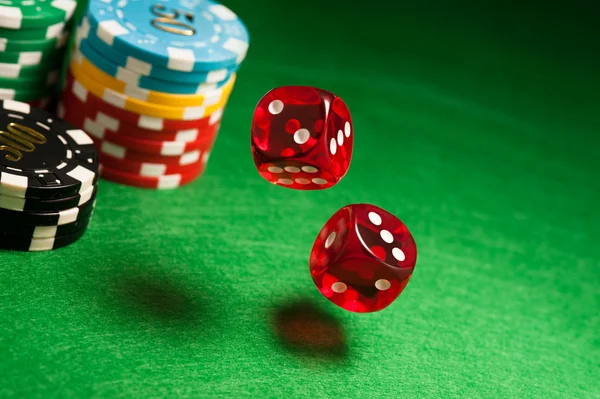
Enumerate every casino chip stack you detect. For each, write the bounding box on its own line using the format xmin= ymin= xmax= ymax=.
xmin=58 ymin=0 xmax=249 ymax=189
xmin=0 ymin=0 xmax=77 ymax=109
xmin=0 ymin=100 xmax=99 ymax=252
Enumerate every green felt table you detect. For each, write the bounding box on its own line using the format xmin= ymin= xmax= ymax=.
xmin=1 ymin=0 xmax=599 ymax=397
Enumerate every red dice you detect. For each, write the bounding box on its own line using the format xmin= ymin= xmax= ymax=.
xmin=309 ymin=204 xmax=417 ymax=313
xmin=251 ymin=86 xmax=353 ymax=190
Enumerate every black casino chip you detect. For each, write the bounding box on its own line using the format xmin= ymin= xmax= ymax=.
xmin=0 ymin=99 xmax=99 ymax=200
xmin=0 ymin=211 xmax=94 ymax=239
xmin=0 ymin=196 xmax=96 ymax=226
xmin=0 ymin=184 xmax=97 ymax=212
xmin=0 ymin=224 xmax=90 ymax=252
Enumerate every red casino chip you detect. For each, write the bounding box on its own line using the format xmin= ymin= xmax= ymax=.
xmin=90 ymin=136 xmax=206 ymax=166
xmin=89 ymin=122 xmax=218 ymax=156
xmin=99 ymin=162 xmax=206 ymax=189
xmin=61 ymin=102 xmax=220 ymax=156
xmin=59 ymin=85 xmax=221 ymax=142
xmin=97 ymin=152 xmax=207 ymax=177
xmin=63 ymin=72 xmax=224 ymax=132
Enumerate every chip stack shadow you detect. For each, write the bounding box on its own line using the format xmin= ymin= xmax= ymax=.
xmin=0 ymin=0 xmax=78 ymax=109
xmin=0 ymin=100 xmax=99 ymax=252
xmin=58 ymin=0 xmax=250 ymax=189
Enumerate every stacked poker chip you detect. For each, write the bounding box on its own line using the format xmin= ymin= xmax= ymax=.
xmin=58 ymin=0 xmax=249 ymax=189
xmin=0 ymin=0 xmax=77 ymax=109
xmin=0 ymin=100 xmax=99 ymax=252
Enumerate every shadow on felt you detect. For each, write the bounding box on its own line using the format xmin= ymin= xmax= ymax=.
xmin=270 ymin=298 xmax=348 ymax=360
xmin=115 ymin=275 xmax=198 ymax=324
xmin=99 ymin=270 xmax=217 ymax=340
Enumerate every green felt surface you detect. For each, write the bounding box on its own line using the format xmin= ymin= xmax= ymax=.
xmin=1 ymin=1 xmax=599 ymax=397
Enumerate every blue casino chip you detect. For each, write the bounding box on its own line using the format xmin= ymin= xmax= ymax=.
xmin=86 ymin=0 xmax=250 ymax=73
xmin=77 ymin=15 xmax=237 ymax=86
xmin=78 ymin=37 xmax=233 ymax=95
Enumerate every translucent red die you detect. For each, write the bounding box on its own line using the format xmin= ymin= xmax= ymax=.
xmin=309 ymin=204 xmax=417 ymax=313
xmin=251 ymin=86 xmax=353 ymax=190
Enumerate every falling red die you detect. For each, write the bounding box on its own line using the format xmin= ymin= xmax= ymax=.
xmin=309 ymin=204 xmax=417 ymax=313
xmin=251 ymin=86 xmax=353 ymax=190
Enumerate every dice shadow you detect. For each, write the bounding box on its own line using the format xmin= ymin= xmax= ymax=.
xmin=270 ymin=298 xmax=348 ymax=360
